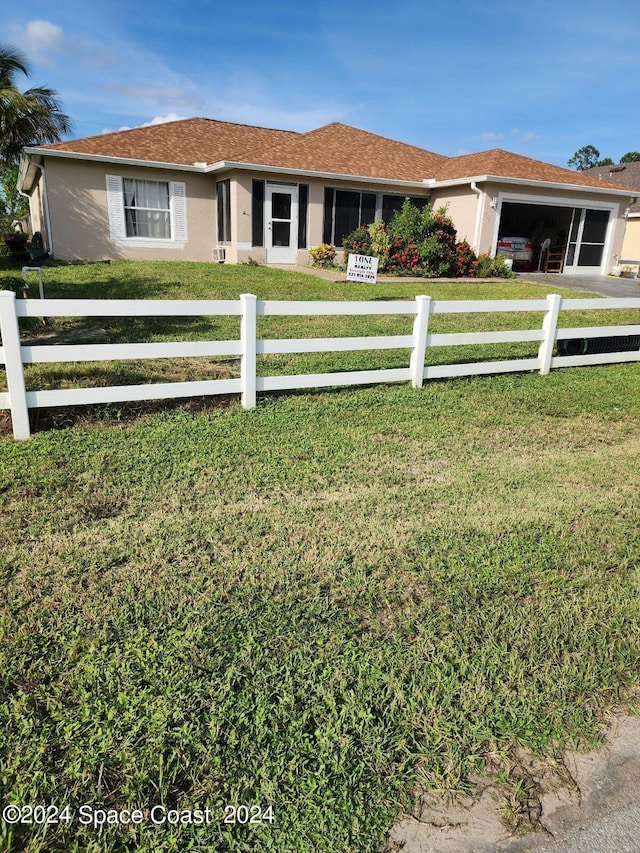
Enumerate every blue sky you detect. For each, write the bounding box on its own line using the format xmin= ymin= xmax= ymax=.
xmin=6 ymin=0 xmax=640 ymax=168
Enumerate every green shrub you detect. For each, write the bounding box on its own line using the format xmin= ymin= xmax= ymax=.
xmin=386 ymin=199 xmax=432 ymax=244
xmin=386 ymin=200 xmax=458 ymax=276
xmin=367 ymin=220 xmax=390 ymax=271
xmin=309 ymin=243 xmax=337 ymax=268
xmin=340 ymin=201 xmax=516 ymax=279
xmin=343 ymin=222 xmax=391 ymax=272
xmin=341 ymin=227 xmax=372 ymax=263
xmin=424 ymin=209 xmax=458 ymax=276
xmin=0 ymin=274 xmax=25 ymax=296
xmin=475 ymin=252 xmax=517 ymax=278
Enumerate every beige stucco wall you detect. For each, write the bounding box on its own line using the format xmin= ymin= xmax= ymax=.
xmin=39 ymin=157 xmax=217 ymax=261
xmin=430 ymin=185 xmax=478 ymax=246
xmin=620 ymin=217 xmax=640 ymax=261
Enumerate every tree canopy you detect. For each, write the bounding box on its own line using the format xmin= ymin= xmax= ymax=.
xmin=567 ymin=145 xmax=602 ymax=171
xmin=0 ymin=42 xmax=72 ymax=164
xmin=568 ymin=145 xmax=640 ymax=171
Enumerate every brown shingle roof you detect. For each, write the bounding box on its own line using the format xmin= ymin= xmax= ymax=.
xmin=583 ymin=162 xmax=640 ymax=212
xmin=434 ymin=148 xmax=630 ymax=191
xmin=40 ymin=117 xmax=299 ymax=166
xmin=34 ymin=118 xmax=635 ymax=193
xmin=237 ymin=122 xmax=447 ymax=182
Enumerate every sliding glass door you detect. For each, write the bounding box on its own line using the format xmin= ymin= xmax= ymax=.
xmin=564 ymin=208 xmax=610 ymax=274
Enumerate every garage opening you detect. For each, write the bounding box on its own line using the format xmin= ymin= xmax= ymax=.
xmin=497 ymin=202 xmax=610 ymax=274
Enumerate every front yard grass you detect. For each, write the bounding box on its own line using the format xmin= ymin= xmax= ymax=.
xmin=1 ymin=261 xmax=639 ymax=852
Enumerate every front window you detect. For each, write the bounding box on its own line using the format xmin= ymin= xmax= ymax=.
xmin=123 ymin=179 xmax=170 ymax=239
xmin=217 ymin=179 xmax=231 ymax=243
xmin=322 ymin=189 xmax=431 ymax=245
xmin=382 ymin=194 xmax=430 ymax=223
xmin=323 ymin=188 xmax=376 ymax=245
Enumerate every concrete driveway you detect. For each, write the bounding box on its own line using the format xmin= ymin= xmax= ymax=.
xmin=516 ymin=272 xmax=640 ymax=298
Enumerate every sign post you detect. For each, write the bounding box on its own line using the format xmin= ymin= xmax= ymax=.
xmin=346 ymin=253 xmax=378 ymax=283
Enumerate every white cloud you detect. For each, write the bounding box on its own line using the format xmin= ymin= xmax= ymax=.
xmin=201 ymin=100 xmax=341 ymax=132
xmin=102 ymin=113 xmax=186 ymax=134
xmin=466 ymin=129 xmax=541 ymax=150
xmin=144 ymin=113 xmax=186 ymax=126
xmin=9 ymin=18 xmax=115 ymax=66
xmin=510 ymin=128 xmax=540 ymax=143
xmin=468 ymin=131 xmax=504 ymax=143
xmin=23 ymin=19 xmax=65 ymax=54
xmin=194 ymin=71 xmax=349 ymax=132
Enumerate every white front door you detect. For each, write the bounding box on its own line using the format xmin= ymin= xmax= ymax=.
xmin=266 ymin=183 xmax=298 ymax=264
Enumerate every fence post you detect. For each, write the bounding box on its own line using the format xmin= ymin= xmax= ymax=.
xmin=240 ymin=293 xmax=257 ymax=409
xmin=0 ymin=290 xmax=30 ymax=440
xmin=539 ymin=293 xmax=562 ymax=376
xmin=410 ymin=295 xmax=431 ymax=388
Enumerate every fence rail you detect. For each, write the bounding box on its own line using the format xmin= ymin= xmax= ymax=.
xmin=1 ymin=291 xmax=639 ymax=440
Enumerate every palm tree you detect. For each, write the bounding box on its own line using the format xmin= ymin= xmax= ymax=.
xmin=0 ymin=43 xmax=72 ymax=163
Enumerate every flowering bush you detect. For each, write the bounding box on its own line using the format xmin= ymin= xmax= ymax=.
xmin=340 ymin=200 xmax=515 ymax=279
xmin=387 ymin=237 xmax=420 ymax=273
xmin=309 ymin=243 xmax=337 ymax=268
xmin=386 ymin=200 xmax=458 ymax=276
xmin=342 ymin=227 xmax=372 ymax=260
xmin=425 ymin=211 xmax=458 ymax=276
xmin=454 ymin=240 xmax=480 ymax=277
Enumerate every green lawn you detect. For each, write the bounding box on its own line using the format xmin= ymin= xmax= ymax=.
xmin=1 ymin=261 xmax=640 ymax=852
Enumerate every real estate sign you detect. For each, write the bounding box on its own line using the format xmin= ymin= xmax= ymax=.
xmin=346 ymin=253 xmax=378 ymax=283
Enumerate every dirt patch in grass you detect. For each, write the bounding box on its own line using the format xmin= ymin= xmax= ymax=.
xmin=386 ymin=711 xmax=640 ymax=852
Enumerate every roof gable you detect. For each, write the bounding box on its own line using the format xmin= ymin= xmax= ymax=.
xmin=237 ymin=122 xmax=447 ymax=182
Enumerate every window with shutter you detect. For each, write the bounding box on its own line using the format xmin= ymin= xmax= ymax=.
xmin=170 ymin=181 xmax=187 ymax=241
xmin=105 ymin=175 xmax=187 ymax=248
xmin=106 ymin=175 xmax=126 ymax=239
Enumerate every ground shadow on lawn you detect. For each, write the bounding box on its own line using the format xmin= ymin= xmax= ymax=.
xmin=0 ymin=393 xmax=239 ymax=436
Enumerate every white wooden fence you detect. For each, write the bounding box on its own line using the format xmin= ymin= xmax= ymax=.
xmin=1 ymin=290 xmax=639 ymax=440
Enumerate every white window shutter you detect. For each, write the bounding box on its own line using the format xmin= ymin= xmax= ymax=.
xmin=170 ymin=181 xmax=187 ymax=242
xmin=105 ymin=175 xmax=125 ymax=239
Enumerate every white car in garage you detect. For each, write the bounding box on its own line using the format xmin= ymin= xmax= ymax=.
xmin=495 ymin=237 xmax=533 ymax=266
